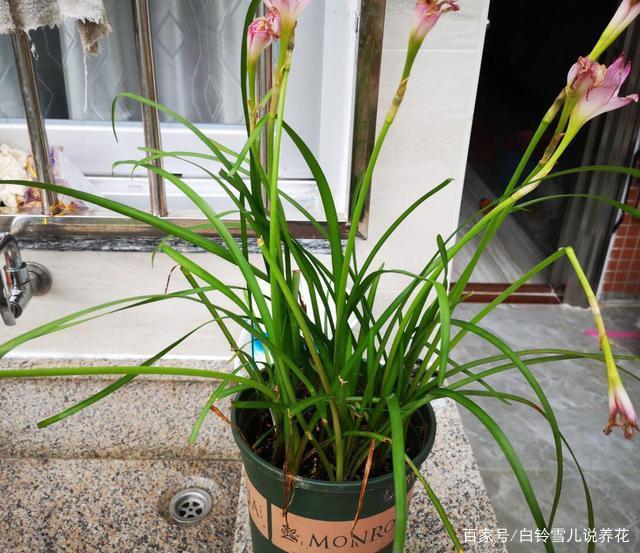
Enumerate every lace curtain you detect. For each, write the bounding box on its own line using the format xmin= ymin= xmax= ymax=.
xmin=0 ymin=0 xmax=247 ymax=124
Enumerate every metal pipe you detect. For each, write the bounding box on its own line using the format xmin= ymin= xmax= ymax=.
xmin=0 ymin=233 xmax=31 ymax=325
xmin=10 ymin=30 xmax=60 ymax=216
xmin=0 ymin=233 xmax=52 ymax=325
xmin=131 ymin=0 xmax=168 ymax=217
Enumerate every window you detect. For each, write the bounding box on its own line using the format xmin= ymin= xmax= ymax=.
xmin=0 ymin=0 xmax=360 ymax=221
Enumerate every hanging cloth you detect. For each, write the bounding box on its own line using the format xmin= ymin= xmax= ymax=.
xmin=0 ymin=0 xmax=111 ymax=53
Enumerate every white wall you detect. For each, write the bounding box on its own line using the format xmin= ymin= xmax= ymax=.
xmin=362 ymin=0 xmax=489 ymax=290
xmin=0 ymin=0 xmax=490 ymax=358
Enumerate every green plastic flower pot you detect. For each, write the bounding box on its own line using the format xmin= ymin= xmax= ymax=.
xmin=231 ymin=393 xmax=437 ymax=553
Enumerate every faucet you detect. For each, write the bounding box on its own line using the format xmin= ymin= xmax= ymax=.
xmin=0 ymin=233 xmax=52 ymax=326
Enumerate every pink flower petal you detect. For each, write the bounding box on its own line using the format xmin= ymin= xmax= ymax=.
xmin=247 ymin=15 xmax=279 ymax=63
xmin=605 ymin=382 xmax=640 ymax=439
xmin=608 ymin=0 xmax=640 ymax=38
xmin=265 ymin=0 xmax=312 ymax=27
xmin=410 ymin=0 xmax=460 ymax=44
xmin=568 ymin=54 xmax=638 ymax=128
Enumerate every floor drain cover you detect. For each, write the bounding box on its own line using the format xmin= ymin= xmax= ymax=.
xmin=169 ymin=488 xmax=213 ymax=524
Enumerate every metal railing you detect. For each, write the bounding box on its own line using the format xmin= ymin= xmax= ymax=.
xmin=10 ymin=30 xmax=59 ymax=216
xmin=131 ymin=0 xmax=167 ymax=217
xmin=10 ymin=0 xmax=167 ymax=219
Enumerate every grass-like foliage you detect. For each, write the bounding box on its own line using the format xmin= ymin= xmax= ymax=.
xmin=1 ymin=1 xmax=640 ymax=551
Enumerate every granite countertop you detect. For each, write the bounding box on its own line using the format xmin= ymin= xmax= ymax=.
xmin=17 ymin=236 xmax=335 ymax=254
xmin=0 ymin=358 xmax=505 ymax=552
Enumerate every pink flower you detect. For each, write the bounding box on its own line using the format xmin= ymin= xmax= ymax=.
xmin=566 ymin=57 xmax=607 ymax=98
xmin=410 ymin=0 xmax=460 ymax=45
xmin=264 ymin=0 xmax=311 ymax=30
xmin=266 ymin=7 xmax=281 ymax=37
xmin=607 ymin=0 xmax=640 ymax=40
xmin=247 ymin=13 xmax=279 ymax=64
xmin=567 ymin=54 xmax=639 ymax=130
xmin=604 ymin=382 xmax=640 ymax=439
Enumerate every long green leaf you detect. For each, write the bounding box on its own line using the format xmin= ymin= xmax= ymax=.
xmin=358 ymin=179 xmax=452 ymax=281
xmin=0 ymin=179 xmax=255 ymax=273
xmin=0 ymin=287 xmax=215 ymax=358
xmin=431 ymin=390 xmax=554 ymax=553
xmin=404 ymin=455 xmax=464 ymax=552
xmin=282 ymin=122 xmax=344 ymax=281
xmin=517 ymin=193 xmax=640 ymax=219
xmin=226 ymin=116 xmax=268 ymax=177
xmin=451 ymin=319 xmax=564 ymax=528
xmin=461 ymin=389 xmax=595 ymax=553
xmin=115 ymin=162 xmax=274 ymax=334
xmin=0 ymin=366 xmax=275 ymax=397
xmin=112 ymin=92 xmax=233 ymax=171
xmin=433 ymin=282 xmax=451 ymax=387
xmin=37 ymin=320 xmax=215 ymax=428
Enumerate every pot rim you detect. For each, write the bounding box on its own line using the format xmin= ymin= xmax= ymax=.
xmin=231 ymin=397 xmax=437 ymax=492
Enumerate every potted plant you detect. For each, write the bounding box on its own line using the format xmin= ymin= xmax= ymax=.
xmin=1 ymin=1 xmax=640 ymax=551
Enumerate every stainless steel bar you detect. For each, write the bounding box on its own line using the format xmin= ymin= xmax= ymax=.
xmin=0 ymin=233 xmax=31 ymax=324
xmin=131 ymin=0 xmax=168 ymax=217
xmin=10 ymin=30 xmax=60 ymax=216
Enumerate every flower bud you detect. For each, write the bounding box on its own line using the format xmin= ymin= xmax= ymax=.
xmin=610 ymin=0 xmax=640 ymax=29
xmin=247 ymin=13 xmax=279 ymax=65
xmin=604 ymin=380 xmax=640 ymax=439
xmin=264 ymin=0 xmax=311 ymax=31
xmin=410 ymin=0 xmax=459 ymax=47
xmin=590 ymin=1 xmax=640 ymax=59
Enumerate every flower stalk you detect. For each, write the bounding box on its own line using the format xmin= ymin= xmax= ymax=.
xmin=565 ymin=247 xmax=639 ymax=439
xmin=335 ymin=0 xmax=459 ymax=361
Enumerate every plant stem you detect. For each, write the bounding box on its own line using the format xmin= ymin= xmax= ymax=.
xmin=264 ymin=35 xmax=299 ymax=455
xmin=503 ymin=90 xmax=565 ymax=197
xmin=335 ymin=78 xmax=406 ymax=362
xmin=267 ymin=27 xmax=292 ymax=171
xmin=437 ymin=128 xmax=577 ymax=277
xmin=564 ymin=247 xmax=620 ymax=387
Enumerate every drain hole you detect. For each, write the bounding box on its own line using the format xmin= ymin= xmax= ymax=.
xmin=169 ymin=488 xmax=213 ymax=524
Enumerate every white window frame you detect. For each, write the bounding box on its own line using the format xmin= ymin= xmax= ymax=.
xmin=0 ymin=0 xmax=360 ymax=222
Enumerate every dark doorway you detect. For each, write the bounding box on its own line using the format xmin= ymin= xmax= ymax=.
xmin=454 ymin=1 xmax=624 ymax=290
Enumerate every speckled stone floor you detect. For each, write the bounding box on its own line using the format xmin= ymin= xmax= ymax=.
xmin=0 ymin=360 xmax=503 ymax=552
xmin=1 ymin=459 xmax=242 ymax=552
